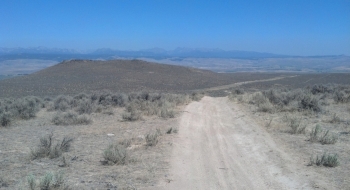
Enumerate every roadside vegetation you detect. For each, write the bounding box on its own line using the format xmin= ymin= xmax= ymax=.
xmin=0 ymin=91 xmax=202 ymax=189
xmin=229 ymin=84 xmax=350 ymax=169
xmin=0 ymin=91 xmax=202 ymax=127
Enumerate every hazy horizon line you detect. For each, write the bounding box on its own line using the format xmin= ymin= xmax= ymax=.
xmin=1 ymin=46 xmax=348 ymax=57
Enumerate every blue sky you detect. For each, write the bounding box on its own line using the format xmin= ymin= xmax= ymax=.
xmin=1 ymin=0 xmax=349 ymax=56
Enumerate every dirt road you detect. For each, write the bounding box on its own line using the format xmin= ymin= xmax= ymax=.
xmin=196 ymin=75 xmax=297 ymax=92
xmin=163 ymin=96 xmax=317 ymax=190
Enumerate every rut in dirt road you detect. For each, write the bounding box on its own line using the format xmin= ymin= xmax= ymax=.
xmin=164 ymin=96 xmax=313 ymax=190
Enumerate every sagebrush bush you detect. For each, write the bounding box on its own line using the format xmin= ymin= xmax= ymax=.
xmin=0 ymin=96 xmax=43 ymax=126
xmin=257 ymin=102 xmax=275 ymax=113
xmin=145 ymin=132 xmax=159 ymax=146
xmin=102 ymin=144 xmax=128 ymax=165
xmin=122 ymin=109 xmax=142 ymax=121
xmin=334 ymin=91 xmax=349 ymax=103
xmin=30 ymin=134 xmax=73 ymax=160
xmin=309 ymin=124 xmax=322 ymax=142
xmin=166 ymin=127 xmax=178 ymax=134
xmin=191 ymin=92 xmax=204 ymax=101
xmin=232 ymin=88 xmax=245 ymax=95
xmin=160 ymin=107 xmax=175 ymax=118
xmin=311 ymin=84 xmax=333 ymax=95
xmin=26 ymin=171 xmax=67 ymax=190
xmin=309 ymin=125 xmax=338 ymax=144
xmin=299 ymin=94 xmax=321 ymax=112
xmin=74 ymin=98 xmax=96 ymax=114
xmin=52 ymin=111 xmax=92 ymax=125
xmin=0 ymin=112 xmax=11 ymax=127
xmin=11 ymin=96 xmax=43 ymax=119
xmin=249 ymin=92 xmax=268 ymax=106
xmin=54 ymin=95 xmax=73 ymax=111
xmin=286 ymin=116 xmax=306 ymax=134
xmin=122 ymin=93 xmax=189 ymax=121
xmin=309 ymin=153 xmax=339 ymax=167
xmin=319 ymin=130 xmax=338 ymax=145
xmin=329 ymin=113 xmax=341 ymax=123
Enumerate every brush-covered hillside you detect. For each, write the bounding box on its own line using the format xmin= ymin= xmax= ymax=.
xmin=0 ymin=59 xmax=282 ymax=97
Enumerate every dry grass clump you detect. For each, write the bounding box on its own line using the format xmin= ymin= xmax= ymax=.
xmin=309 ymin=153 xmax=339 ymax=167
xmin=26 ymin=171 xmax=69 ymax=190
xmin=52 ymin=111 xmax=92 ymax=125
xmin=30 ymin=134 xmax=73 ymax=160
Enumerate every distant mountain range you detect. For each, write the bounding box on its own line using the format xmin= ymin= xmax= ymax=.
xmin=0 ymin=47 xmax=288 ymax=60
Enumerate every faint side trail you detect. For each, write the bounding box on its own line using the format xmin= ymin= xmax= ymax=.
xmin=163 ymin=96 xmax=316 ymax=190
xmin=197 ymin=75 xmax=297 ymax=92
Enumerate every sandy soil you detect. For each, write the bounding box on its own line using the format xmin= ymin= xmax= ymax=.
xmin=158 ymin=96 xmax=333 ymax=190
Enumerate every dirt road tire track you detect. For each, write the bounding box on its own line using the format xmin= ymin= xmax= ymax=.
xmin=163 ymin=96 xmax=315 ymax=190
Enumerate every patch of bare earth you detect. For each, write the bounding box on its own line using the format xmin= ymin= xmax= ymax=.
xmin=0 ymin=107 xmax=180 ymax=189
xmin=157 ymin=97 xmax=339 ymax=189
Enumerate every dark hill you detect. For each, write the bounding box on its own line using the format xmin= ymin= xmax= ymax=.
xmin=0 ymin=59 xmax=282 ymax=97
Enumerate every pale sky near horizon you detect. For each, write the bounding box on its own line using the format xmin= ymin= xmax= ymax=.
xmin=1 ymin=0 xmax=349 ymax=56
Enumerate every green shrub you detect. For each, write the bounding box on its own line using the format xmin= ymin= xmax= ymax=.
xmin=309 ymin=153 xmax=339 ymax=167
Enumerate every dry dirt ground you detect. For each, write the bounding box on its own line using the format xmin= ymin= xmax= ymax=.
xmin=1 ymin=96 xmax=349 ymax=189
xmin=155 ymin=96 xmax=347 ymax=190
xmin=0 ymin=107 xmax=180 ymax=189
